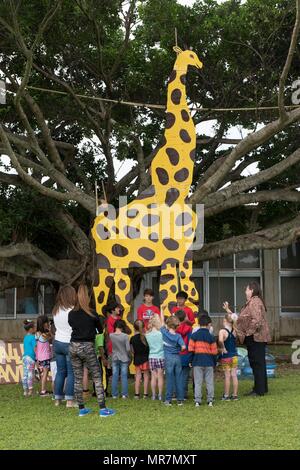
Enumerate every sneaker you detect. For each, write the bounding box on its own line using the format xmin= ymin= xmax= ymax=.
xmin=39 ymin=391 xmax=50 ymax=397
xmin=221 ymin=394 xmax=231 ymax=401
xmin=231 ymin=395 xmax=239 ymax=401
xmin=151 ymin=395 xmax=156 ymax=401
xmin=143 ymin=394 xmax=149 ymax=399
xmin=164 ymin=401 xmax=172 ymax=406
xmin=158 ymin=395 xmax=163 ymax=401
xmin=208 ymin=401 xmax=213 ymax=407
xmin=122 ymin=395 xmax=128 ymax=399
xmin=55 ymin=399 xmax=62 ymax=406
xmin=195 ymin=402 xmax=201 ymax=407
xmin=177 ymin=401 xmax=183 ymax=406
xmin=134 ymin=394 xmax=140 ymax=400
xmin=112 ymin=396 xmax=118 ymax=399
xmin=78 ymin=408 xmax=93 ymax=417
xmin=99 ymin=407 xmax=116 ymax=417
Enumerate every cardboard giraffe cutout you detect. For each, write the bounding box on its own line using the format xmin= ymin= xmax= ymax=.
xmin=92 ymin=48 xmax=203 ymax=328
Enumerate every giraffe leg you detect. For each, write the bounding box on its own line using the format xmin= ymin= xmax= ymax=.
xmin=114 ymin=268 xmax=133 ymax=334
xmin=160 ymin=263 xmax=179 ymax=316
xmin=179 ymin=260 xmax=199 ymax=314
xmin=93 ymin=269 xmax=115 ymax=316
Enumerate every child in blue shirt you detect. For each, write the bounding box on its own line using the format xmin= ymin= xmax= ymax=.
xmin=22 ymin=320 xmax=36 ymax=397
xmin=160 ymin=307 xmax=185 ymax=405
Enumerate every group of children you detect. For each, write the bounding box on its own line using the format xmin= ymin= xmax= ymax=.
xmin=103 ymin=288 xmax=239 ymax=406
xmin=22 ymin=287 xmax=239 ymax=406
xmin=22 ymin=315 xmax=55 ymax=397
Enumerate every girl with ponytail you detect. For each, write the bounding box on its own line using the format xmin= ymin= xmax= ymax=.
xmin=130 ymin=320 xmax=150 ymax=399
xmin=218 ymin=313 xmax=239 ymax=401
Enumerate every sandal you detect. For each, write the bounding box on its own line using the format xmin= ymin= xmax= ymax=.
xmin=143 ymin=394 xmax=149 ymax=399
xmin=134 ymin=393 xmax=140 ymax=399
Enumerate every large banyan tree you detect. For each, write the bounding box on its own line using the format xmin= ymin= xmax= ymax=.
xmin=0 ymin=0 xmax=300 ymax=296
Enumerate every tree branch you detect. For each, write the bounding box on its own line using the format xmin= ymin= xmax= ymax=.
xmin=194 ymin=215 xmax=300 ymax=262
xmin=190 ymin=106 xmax=300 ymax=203
xmin=203 ymin=147 xmax=300 ymax=209
xmin=205 ymin=188 xmax=300 ymax=217
xmin=278 ymin=0 xmax=300 ymax=121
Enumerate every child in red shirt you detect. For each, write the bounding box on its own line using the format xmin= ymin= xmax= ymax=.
xmin=174 ymin=309 xmax=193 ymax=399
xmin=171 ymin=291 xmax=195 ymax=326
xmin=137 ymin=288 xmax=160 ymax=330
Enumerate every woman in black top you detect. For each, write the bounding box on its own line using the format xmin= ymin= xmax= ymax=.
xmin=69 ymin=284 xmax=116 ymax=417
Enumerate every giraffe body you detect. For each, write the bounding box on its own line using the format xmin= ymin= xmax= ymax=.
xmin=92 ymin=49 xmax=203 ymax=329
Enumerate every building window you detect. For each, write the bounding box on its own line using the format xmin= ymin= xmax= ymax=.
xmin=209 ymin=277 xmax=234 ymax=314
xmin=17 ymin=285 xmax=39 ymax=316
xmin=0 ymin=289 xmax=16 ymax=318
xmin=280 ymin=242 xmax=300 ymax=317
xmin=43 ymin=285 xmax=57 ymax=315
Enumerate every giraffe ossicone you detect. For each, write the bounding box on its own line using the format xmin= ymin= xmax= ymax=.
xmin=92 ymin=48 xmax=203 ymax=330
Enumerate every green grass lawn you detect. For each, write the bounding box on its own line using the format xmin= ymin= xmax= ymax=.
xmin=1 ymin=368 xmax=300 ymax=450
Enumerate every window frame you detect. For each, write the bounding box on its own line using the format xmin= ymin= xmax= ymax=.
xmin=279 ymin=244 xmax=300 ymax=317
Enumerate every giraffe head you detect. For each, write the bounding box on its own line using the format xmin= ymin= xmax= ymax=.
xmin=173 ymin=46 xmax=203 ymax=71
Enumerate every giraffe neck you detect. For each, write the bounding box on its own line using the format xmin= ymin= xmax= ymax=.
xmin=150 ymin=60 xmax=196 ymax=202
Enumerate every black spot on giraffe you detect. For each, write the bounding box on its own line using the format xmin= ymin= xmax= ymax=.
xmin=183 ymin=284 xmax=189 ymax=291
xmin=160 ymin=273 xmax=175 ymax=285
xmin=184 ymin=250 xmax=193 ymax=262
xmin=169 ymin=70 xmax=176 ymax=83
xmin=183 ymin=262 xmax=189 ymax=269
xmin=190 ymin=149 xmax=195 ymax=161
xmin=181 ymin=109 xmax=190 ymax=122
xmin=191 ymin=288 xmax=196 ymax=297
xmin=180 ymin=271 xmax=186 ymax=279
xmin=179 ymin=129 xmax=191 ymax=143
xmin=121 ymin=268 xmax=127 ymax=275
xmin=165 ymin=188 xmax=180 ymax=207
xmin=174 ymin=168 xmax=189 ymax=182
xmin=147 ymin=203 xmax=157 ymax=209
xmin=160 ymin=289 xmax=168 ymax=302
xmin=168 ymin=301 xmax=177 ymax=312
xmin=171 ymin=89 xmax=182 ymax=105
xmin=127 ymin=208 xmax=139 ymax=218
xmin=112 ymin=226 xmax=120 ymax=235
xmin=142 ymin=214 xmax=160 ymax=227
xmin=118 ymin=279 xmax=126 ymax=290
xmin=108 ymin=268 xmax=115 ymax=273
xmin=129 ymin=261 xmax=144 ymax=268
xmin=112 ymin=244 xmax=129 ymax=257
xmin=149 ymin=232 xmax=159 ymax=242
xmin=180 ymin=74 xmax=186 ymax=85
xmin=138 ymin=247 xmax=156 ymax=261
xmin=161 ymin=258 xmax=178 ymax=269
xmin=163 ymin=238 xmax=179 ymax=251
xmin=160 ymin=135 xmax=167 ymax=147
xmin=170 ymin=285 xmax=177 ymax=294
xmin=125 ymin=292 xmax=131 ymax=304
xmin=175 ymin=212 xmax=192 ymax=226
xmin=97 ymin=253 xmax=111 ymax=269
xmin=136 ymin=185 xmax=156 ymax=200
xmin=184 ymin=227 xmax=194 ymax=237
xmin=156 ymin=167 xmax=169 ymax=185
xmin=115 ymin=294 xmax=121 ymax=304
xmin=96 ymin=224 xmax=111 ymax=240
xmin=166 ymin=148 xmax=179 ymax=166
xmin=105 ymin=276 xmax=114 ymax=288
xmin=123 ymin=226 xmax=141 ymax=239
xmin=165 ymin=112 xmax=176 ymax=129
xmin=98 ymin=291 xmax=105 ymax=304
